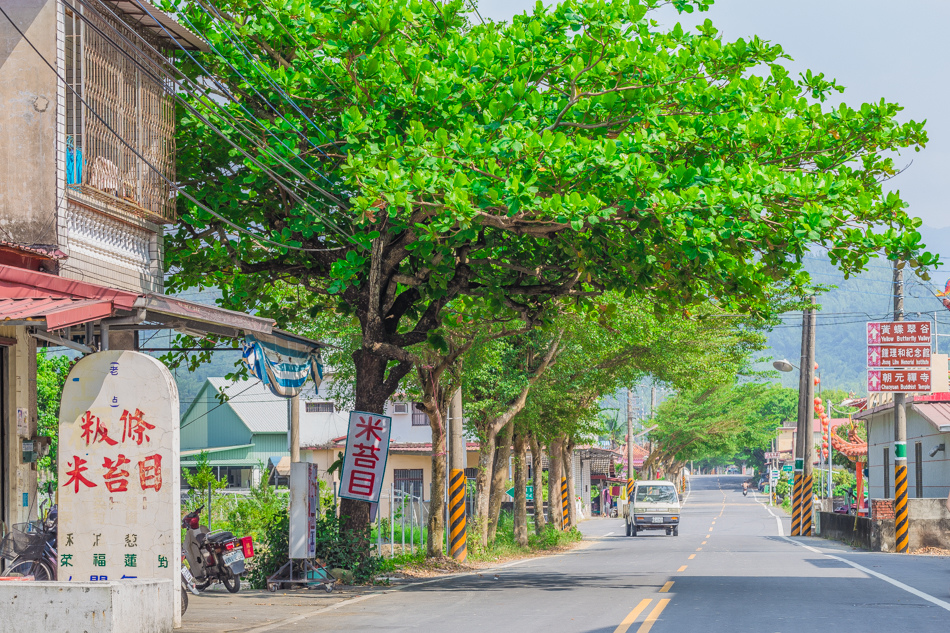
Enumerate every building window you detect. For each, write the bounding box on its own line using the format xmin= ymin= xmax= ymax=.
xmin=305 ymin=401 xmax=334 ymax=413
xmin=393 ymin=468 xmax=423 ymax=498
xmin=464 ymin=468 xmax=478 ymax=480
xmin=64 ymin=3 xmax=176 ymax=223
xmin=915 ymin=441 xmax=923 ymax=498
xmin=883 ymin=447 xmax=890 ymax=498
xmin=411 ymin=404 xmax=429 ymax=426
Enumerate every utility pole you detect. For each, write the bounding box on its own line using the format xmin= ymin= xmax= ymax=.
xmin=893 ymin=261 xmax=909 ymax=553
xmin=289 ymin=394 xmax=300 ymax=462
xmin=802 ymin=297 xmax=817 ymax=536
xmin=448 ymin=387 xmax=467 ymax=562
xmin=626 ymin=388 xmax=635 ymax=474
xmin=649 ymin=384 xmax=657 ymax=478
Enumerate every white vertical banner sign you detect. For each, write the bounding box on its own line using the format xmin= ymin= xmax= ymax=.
xmin=338 ymin=411 xmax=391 ymax=503
xmin=289 ymin=462 xmax=320 ymax=558
xmin=57 ymin=351 xmax=181 ymax=626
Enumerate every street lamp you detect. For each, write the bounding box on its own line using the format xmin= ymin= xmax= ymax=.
xmin=772 ymin=359 xmax=797 ymax=373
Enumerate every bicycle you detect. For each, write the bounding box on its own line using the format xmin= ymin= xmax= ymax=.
xmin=1 ymin=482 xmax=57 ymax=580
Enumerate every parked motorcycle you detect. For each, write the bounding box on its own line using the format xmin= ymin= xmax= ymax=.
xmin=181 ymin=505 xmax=254 ymax=594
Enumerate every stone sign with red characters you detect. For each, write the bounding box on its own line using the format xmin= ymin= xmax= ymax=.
xmin=57 ymin=351 xmax=181 ymax=624
xmin=338 ymin=411 xmax=392 ymax=503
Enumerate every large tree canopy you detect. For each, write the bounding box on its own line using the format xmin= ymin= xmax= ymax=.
xmin=165 ymin=0 xmax=935 ymax=532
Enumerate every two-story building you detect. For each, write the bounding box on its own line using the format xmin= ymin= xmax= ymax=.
xmin=0 ymin=0 xmax=320 ymax=534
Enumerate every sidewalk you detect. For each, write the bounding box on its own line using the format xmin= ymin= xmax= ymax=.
xmin=180 ymin=584 xmax=386 ymax=633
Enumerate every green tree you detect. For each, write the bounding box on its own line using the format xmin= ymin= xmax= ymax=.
xmin=165 ymin=0 xmax=936 ymax=539
xmin=37 ymin=351 xmax=72 ymax=476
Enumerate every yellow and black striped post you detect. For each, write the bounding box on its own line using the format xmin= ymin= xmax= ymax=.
xmin=895 ymin=442 xmax=909 ymax=553
xmin=625 ymin=478 xmax=634 ymax=500
xmin=790 ymin=473 xmax=802 ymax=536
xmin=449 ymin=468 xmax=467 ymax=562
xmin=800 ymin=473 xmax=813 ymax=536
xmin=560 ymin=476 xmax=569 ymax=530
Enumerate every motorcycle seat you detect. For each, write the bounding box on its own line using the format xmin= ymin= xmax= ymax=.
xmin=205 ymin=530 xmax=234 ymax=544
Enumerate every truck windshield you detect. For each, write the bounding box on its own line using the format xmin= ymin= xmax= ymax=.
xmin=634 ymin=486 xmax=677 ymax=504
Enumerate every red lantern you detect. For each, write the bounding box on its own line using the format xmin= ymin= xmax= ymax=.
xmin=822 ymin=441 xmax=828 ymax=448
xmin=814 ymin=363 xmax=819 ymax=370
xmin=814 ymin=377 xmax=821 ymax=385
xmin=814 ymin=397 xmax=822 ymax=406
xmin=822 ymin=449 xmax=828 ymax=458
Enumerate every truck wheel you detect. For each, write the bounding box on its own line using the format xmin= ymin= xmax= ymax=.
xmin=630 ymin=525 xmax=638 ymax=537
xmin=666 ymin=528 xmax=672 ymax=536
xmin=673 ymin=527 xmax=679 ymax=536
xmin=625 ymin=521 xmax=631 ymax=537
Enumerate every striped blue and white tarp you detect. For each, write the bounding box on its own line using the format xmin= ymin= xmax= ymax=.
xmin=241 ymin=334 xmax=323 ymax=398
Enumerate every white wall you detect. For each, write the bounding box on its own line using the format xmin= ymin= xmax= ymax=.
xmin=866 ymin=408 xmax=950 ymax=500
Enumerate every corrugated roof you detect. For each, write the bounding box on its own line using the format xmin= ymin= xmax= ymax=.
xmin=910 ymin=402 xmax=950 ymax=432
xmin=0 ymin=297 xmax=114 ymax=329
xmin=207 ymin=377 xmax=289 ymax=433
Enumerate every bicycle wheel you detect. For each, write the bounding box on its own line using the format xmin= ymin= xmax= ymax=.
xmin=5 ymin=557 xmax=54 ymax=580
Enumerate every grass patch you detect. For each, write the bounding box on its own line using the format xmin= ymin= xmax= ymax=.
xmin=467 ymin=511 xmax=582 ymax=563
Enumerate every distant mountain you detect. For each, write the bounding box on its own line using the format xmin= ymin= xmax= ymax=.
xmin=760 ymin=224 xmax=950 ymax=393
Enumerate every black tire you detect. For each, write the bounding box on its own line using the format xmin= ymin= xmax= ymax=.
xmin=267 ymin=583 xmax=278 ymax=593
xmin=673 ymin=527 xmax=679 ymax=536
xmin=625 ymin=520 xmax=631 ymax=537
xmin=195 ymin=579 xmax=213 ymax=591
xmin=5 ymin=557 xmax=54 ymax=580
xmin=181 ymin=585 xmax=189 ymax=615
xmin=630 ymin=525 xmax=638 ymax=537
xmin=222 ymin=572 xmax=241 ymax=594
xmin=324 ymin=583 xmax=333 ymax=593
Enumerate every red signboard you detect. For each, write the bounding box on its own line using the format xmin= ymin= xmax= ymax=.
xmin=867 ymin=369 xmax=931 ymax=393
xmin=866 ymin=321 xmax=932 ymax=346
xmin=867 ymin=344 xmax=932 ymax=368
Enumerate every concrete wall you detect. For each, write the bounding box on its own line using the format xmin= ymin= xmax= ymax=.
xmin=0 ymin=0 xmax=59 ymax=247
xmin=821 ymin=498 xmax=950 ymax=552
xmin=866 ymin=408 xmax=950 ymax=500
xmin=0 ymin=579 xmax=172 ymax=633
xmin=1 ymin=325 xmax=37 ymax=534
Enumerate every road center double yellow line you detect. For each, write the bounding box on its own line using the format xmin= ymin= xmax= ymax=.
xmin=613 ymin=598 xmax=671 ymax=633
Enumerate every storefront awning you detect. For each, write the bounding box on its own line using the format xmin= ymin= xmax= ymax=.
xmin=0 ymin=264 xmax=323 ymax=354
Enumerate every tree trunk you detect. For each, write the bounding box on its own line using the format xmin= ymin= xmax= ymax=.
xmin=487 ymin=420 xmax=515 ymax=543
xmin=563 ymin=438 xmax=577 ymax=529
xmin=513 ymin=430 xmax=528 ymax=546
xmin=342 ymin=349 xmax=410 ymax=549
xmin=426 ymin=403 xmax=447 ymax=558
xmin=547 ymin=436 xmax=562 ymax=530
xmin=474 ymin=431 xmax=496 ymax=547
xmin=529 ymin=434 xmax=546 ymax=535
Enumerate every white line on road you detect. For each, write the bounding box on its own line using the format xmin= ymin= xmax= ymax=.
xmin=753 ymin=491 xmax=950 ymax=613
xmin=604 ymin=531 xmax=614 ymax=537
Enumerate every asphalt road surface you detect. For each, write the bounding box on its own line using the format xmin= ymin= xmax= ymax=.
xmin=197 ymin=475 xmax=950 ymax=632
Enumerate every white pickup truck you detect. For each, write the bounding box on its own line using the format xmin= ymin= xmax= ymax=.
xmin=624 ymin=480 xmax=681 ymax=537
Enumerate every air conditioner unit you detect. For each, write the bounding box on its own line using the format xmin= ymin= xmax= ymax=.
xmin=393 ymin=402 xmax=410 ymax=414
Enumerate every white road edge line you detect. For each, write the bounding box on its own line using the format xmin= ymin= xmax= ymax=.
xmin=753 ymin=491 xmax=950 ymax=613
xmin=604 ymin=531 xmax=615 ymax=537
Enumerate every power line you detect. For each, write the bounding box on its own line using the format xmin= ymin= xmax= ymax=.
xmin=69 ymin=0 xmax=355 ymax=246
xmin=0 ymin=5 xmax=348 ymax=255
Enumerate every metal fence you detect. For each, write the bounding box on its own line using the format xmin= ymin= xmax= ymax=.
xmin=375 ymin=485 xmax=428 ymax=559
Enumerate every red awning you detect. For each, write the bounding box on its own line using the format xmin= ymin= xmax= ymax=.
xmin=0 ymin=264 xmax=139 ymax=309
xmin=0 ymin=297 xmax=115 ymax=330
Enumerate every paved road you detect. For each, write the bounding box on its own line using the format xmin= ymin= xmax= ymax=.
xmin=186 ymin=475 xmax=950 ymax=632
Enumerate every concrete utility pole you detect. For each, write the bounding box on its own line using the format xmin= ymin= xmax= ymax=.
xmin=893 ymin=261 xmax=909 ymax=553
xmin=626 ymin=388 xmax=635 ymax=477
xmin=802 ymin=297 xmax=817 ymax=536
xmin=449 ymin=387 xmax=465 ymax=473
xmin=289 ymin=394 xmax=300 ymax=462
xmin=791 ymin=305 xmax=809 ymax=535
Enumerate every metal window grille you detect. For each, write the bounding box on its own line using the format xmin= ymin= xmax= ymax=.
xmin=64 ymin=2 xmax=176 ymax=224
xmin=915 ymin=441 xmax=923 ymax=498
xmin=393 ymin=469 xmax=423 ymax=498
xmin=411 ymin=405 xmax=429 ymax=426
xmin=464 ymin=468 xmax=478 ymax=480
xmin=305 ymin=402 xmax=334 ymax=413
xmin=883 ymin=447 xmax=890 ymax=498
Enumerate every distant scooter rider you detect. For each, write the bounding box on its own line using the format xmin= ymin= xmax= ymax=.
xmin=742 ymin=481 xmax=750 ymax=496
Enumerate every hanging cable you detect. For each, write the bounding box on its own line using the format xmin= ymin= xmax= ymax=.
xmin=0 ymin=4 xmax=351 ymax=254
xmin=70 ymin=0 xmax=346 ymax=211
